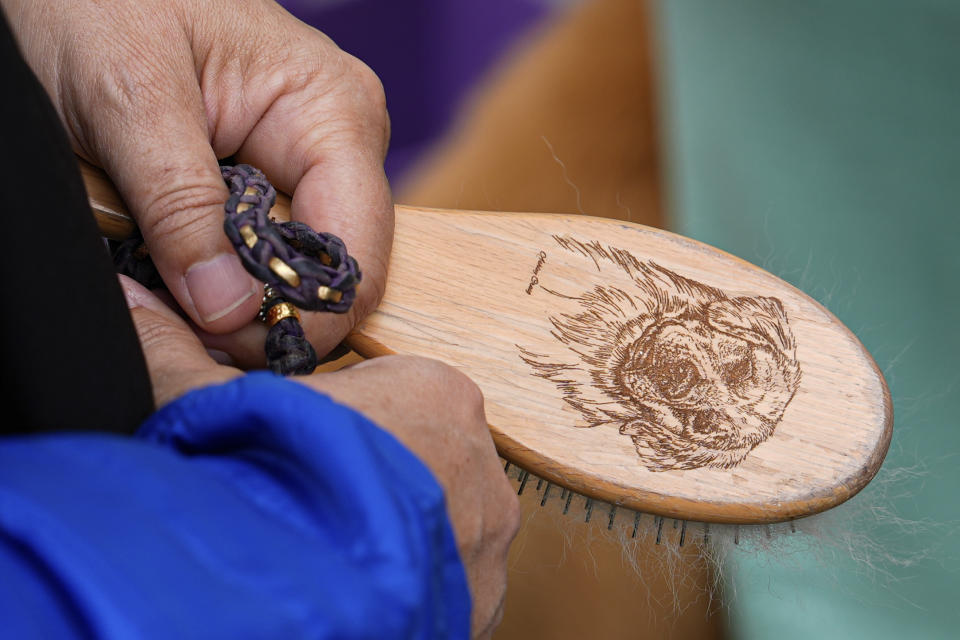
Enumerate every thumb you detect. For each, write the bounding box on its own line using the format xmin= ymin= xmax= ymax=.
xmin=119 ymin=275 xmax=240 ymax=407
xmin=82 ymin=29 xmax=260 ymax=334
xmin=103 ymin=123 xmax=261 ymax=334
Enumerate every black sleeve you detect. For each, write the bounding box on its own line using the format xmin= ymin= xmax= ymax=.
xmin=0 ymin=9 xmax=153 ymax=434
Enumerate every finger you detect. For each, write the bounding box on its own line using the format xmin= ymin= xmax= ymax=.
xmin=82 ymin=24 xmax=260 ymax=335
xmin=318 ymin=341 xmax=353 ymax=364
xmin=194 ymin=322 xmax=268 ymax=371
xmin=119 ymin=275 xmax=240 ymax=406
xmin=229 ymin=55 xmax=394 ymax=357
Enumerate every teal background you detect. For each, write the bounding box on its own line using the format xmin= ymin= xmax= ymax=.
xmin=656 ymin=1 xmax=960 ymax=638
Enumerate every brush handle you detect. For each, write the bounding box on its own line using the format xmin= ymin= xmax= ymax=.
xmin=80 ymin=158 xmax=891 ymax=524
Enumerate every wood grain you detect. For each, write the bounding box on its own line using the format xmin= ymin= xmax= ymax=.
xmin=353 ymin=207 xmax=891 ymax=524
xmin=82 ymin=159 xmax=891 ymax=525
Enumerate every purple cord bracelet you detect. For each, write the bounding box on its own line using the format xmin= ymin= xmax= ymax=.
xmin=114 ymin=165 xmax=362 ymax=375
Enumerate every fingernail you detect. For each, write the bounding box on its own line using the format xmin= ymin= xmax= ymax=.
xmin=119 ymin=274 xmax=168 ymax=314
xmin=119 ymin=275 xmax=141 ymax=309
xmin=184 ymin=253 xmax=258 ymax=324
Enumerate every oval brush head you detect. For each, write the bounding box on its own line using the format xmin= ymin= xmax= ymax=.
xmin=350 ymin=207 xmax=891 ymax=525
xmin=81 ymin=159 xmax=891 ymax=526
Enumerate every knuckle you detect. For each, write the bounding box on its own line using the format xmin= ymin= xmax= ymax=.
xmin=289 ymin=55 xmax=391 ymax=163
xmin=385 ymin=354 xmax=440 ymax=373
xmin=480 ymin=482 xmax=520 ymax=554
xmin=350 ymin=58 xmax=387 ymax=105
xmin=401 ymin=355 xmax=459 ymax=383
xmin=448 ymin=368 xmax=485 ymax=413
xmin=502 ymin=492 xmax=522 ymax=539
xmin=392 ymin=356 xmax=487 ymax=424
xmin=340 ymin=55 xmax=387 ymax=114
xmin=81 ymin=46 xmax=149 ymax=116
xmin=138 ymin=180 xmax=226 ymax=246
xmin=441 ymin=367 xmax=488 ymax=426
xmin=80 ymin=38 xmax=193 ymax=133
xmin=331 ymin=56 xmax=389 ymax=142
xmin=380 ymin=356 xmax=458 ymax=394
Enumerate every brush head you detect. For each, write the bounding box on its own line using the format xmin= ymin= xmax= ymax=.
xmin=350 ymin=207 xmax=891 ymax=525
xmin=82 ymin=159 xmax=891 ymax=526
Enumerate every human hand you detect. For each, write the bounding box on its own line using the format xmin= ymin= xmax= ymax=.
xmin=120 ymin=275 xmax=521 ymax=638
xmin=4 ymin=0 xmax=392 ymax=363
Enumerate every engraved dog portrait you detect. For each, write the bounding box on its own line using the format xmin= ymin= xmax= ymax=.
xmin=518 ymin=236 xmax=801 ymax=472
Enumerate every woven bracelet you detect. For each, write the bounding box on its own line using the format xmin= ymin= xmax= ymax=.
xmin=114 ymin=165 xmax=361 ymax=375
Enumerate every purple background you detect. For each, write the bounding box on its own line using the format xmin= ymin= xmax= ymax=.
xmin=279 ymin=0 xmax=552 ymax=182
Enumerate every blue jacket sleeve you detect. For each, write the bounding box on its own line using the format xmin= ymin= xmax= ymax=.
xmin=0 ymin=372 xmax=471 ymax=639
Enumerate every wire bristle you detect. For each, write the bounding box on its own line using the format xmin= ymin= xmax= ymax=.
xmin=501 ymin=458 xmax=803 ymax=549
xmin=517 ymin=470 xmax=530 ymax=495
xmin=540 ymin=482 xmax=552 ymax=507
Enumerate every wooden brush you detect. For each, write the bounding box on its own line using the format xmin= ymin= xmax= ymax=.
xmin=81 ymin=159 xmax=891 ymax=528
